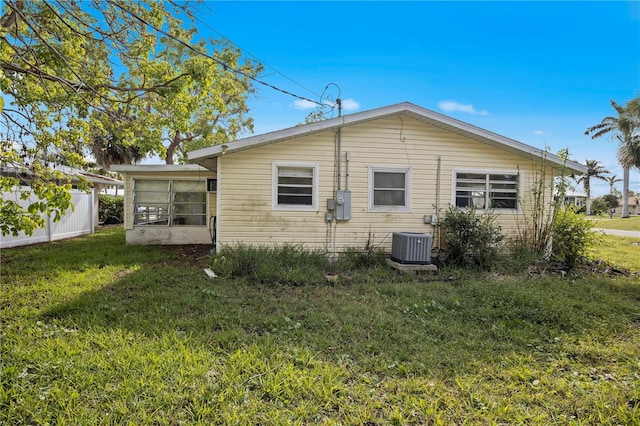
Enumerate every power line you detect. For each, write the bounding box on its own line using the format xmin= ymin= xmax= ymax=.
xmin=108 ymin=1 xmax=325 ymax=107
xmin=190 ymin=6 xmax=325 ymax=102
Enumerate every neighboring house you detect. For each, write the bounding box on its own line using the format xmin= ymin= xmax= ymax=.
xmin=1 ymin=165 xmax=124 ymax=248
xmin=563 ymin=190 xmax=587 ymax=208
xmin=614 ymin=197 xmax=640 ymax=216
xmin=112 ymin=102 xmax=587 ymax=252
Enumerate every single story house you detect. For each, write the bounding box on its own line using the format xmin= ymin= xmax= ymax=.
xmin=614 ymin=196 xmax=640 ymax=216
xmin=562 ymin=190 xmax=587 ymax=208
xmin=112 ymin=102 xmax=587 ymax=253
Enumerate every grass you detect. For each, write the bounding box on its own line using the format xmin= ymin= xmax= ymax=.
xmin=588 ymin=215 xmax=640 ymax=231
xmin=2 ymin=227 xmax=640 ymax=424
xmin=589 ymin=234 xmax=640 ymax=272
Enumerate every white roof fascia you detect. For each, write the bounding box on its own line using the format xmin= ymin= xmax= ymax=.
xmin=110 ymin=164 xmax=209 ymax=173
xmin=187 ymin=102 xmax=587 ymax=175
xmin=2 ymin=163 xmax=124 ymax=186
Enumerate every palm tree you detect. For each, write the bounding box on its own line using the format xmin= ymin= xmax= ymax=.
xmin=605 ymin=175 xmax=622 ymax=195
xmin=573 ymin=160 xmax=609 ymax=215
xmin=585 ymin=98 xmax=640 ymax=218
xmin=91 ymin=133 xmax=144 ymax=170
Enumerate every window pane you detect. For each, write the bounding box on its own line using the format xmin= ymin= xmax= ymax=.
xmin=457 ymin=173 xmax=485 ymax=181
xmin=135 ymin=180 xmax=169 ymax=191
xmin=134 ymin=205 xmax=169 ymax=225
xmin=173 ymin=204 xmax=206 ymax=214
xmin=279 ymin=177 xmax=313 ymax=187
xmin=374 ymin=172 xmax=405 ymax=189
xmin=279 ymin=167 xmax=312 ymax=178
xmin=491 ymin=198 xmax=517 ymax=209
xmin=278 ymin=194 xmax=313 ymax=205
xmin=456 ymin=191 xmax=486 ymax=209
xmin=374 ymin=190 xmax=405 ymax=206
xmin=489 ymin=174 xmax=517 ymax=182
xmin=174 ymin=192 xmax=206 ymax=203
xmin=173 ymin=215 xmax=206 ymax=226
xmin=279 ymin=185 xmax=312 ymax=195
xmin=457 ymin=182 xmax=486 ymax=190
xmin=173 ymin=181 xmax=205 ymax=192
xmin=135 ymin=191 xmax=170 ymax=204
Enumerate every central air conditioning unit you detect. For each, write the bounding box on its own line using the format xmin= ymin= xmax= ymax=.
xmin=391 ymin=232 xmax=432 ymax=264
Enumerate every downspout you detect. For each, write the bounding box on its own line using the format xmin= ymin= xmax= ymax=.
xmin=435 ymin=155 xmax=441 ymax=250
xmin=336 ymin=98 xmax=343 ymax=191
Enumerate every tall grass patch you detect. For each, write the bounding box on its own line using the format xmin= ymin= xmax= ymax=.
xmin=210 ymin=243 xmax=392 ymax=286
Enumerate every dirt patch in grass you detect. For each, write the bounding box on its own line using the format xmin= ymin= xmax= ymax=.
xmin=160 ymin=244 xmax=213 ymax=267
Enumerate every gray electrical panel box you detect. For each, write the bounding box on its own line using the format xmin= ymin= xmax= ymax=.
xmin=335 ymin=189 xmax=351 ymax=221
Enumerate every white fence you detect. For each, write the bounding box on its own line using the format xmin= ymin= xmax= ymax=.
xmin=1 ymin=186 xmax=95 ymax=249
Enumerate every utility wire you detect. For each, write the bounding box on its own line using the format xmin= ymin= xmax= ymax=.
xmin=190 ymin=7 xmax=325 ymax=102
xmin=108 ymin=1 xmax=325 ymax=107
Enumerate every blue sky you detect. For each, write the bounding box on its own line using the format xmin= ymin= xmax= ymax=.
xmin=192 ymin=1 xmax=639 ymax=196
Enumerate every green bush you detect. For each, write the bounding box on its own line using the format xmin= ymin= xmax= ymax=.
xmin=590 ymin=198 xmax=608 ymax=216
xmin=98 ymin=194 xmax=123 ymax=223
xmin=440 ymin=205 xmax=504 ymax=268
xmin=551 ymin=207 xmax=599 ymax=268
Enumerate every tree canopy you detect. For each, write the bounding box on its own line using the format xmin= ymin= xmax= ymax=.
xmin=585 ymin=97 xmax=640 ymax=218
xmin=1 ymin=0 xmax=261 ymax=235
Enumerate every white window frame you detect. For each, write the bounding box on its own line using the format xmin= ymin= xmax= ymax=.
xmin=133 ymin=179 xmax=208 ymax=226
xmin=272 ymin=162 xmax=319 ymax=211
xmin=451 ymin=169 xmax=522 ymax=212
xmin=368 ymin=165 xmax=411 ymax=212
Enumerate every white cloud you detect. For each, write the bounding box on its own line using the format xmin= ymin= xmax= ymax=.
xmin=292 ymin=99 xmax=317 ymax=110
xmin=533 ymin=130 xmax=546 ymax=135
xmin=437 ymin=100 xmax=488 ymax=116
xmin=292 ymin=97 xmax=361 ymax=113
xmin=340 ymin=98 xmax=360 ymax=111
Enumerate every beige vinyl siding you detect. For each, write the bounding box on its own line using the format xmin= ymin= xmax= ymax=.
xmin=218 ymin=116 xmax=554 ymax=252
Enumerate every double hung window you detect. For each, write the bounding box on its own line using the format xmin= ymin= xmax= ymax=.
xmin=369 ymin=166 xmax=410 ymax=211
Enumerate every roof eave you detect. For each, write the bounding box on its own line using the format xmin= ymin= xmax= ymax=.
xmin=187 ymin=101 xmax=587 ymax=174
xmin=110 ymin=164 xmax=209 ymax=173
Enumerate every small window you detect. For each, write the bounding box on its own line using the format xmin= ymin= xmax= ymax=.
xmin=369 ymin=166 xmax=410 ymax=211
xmin=454 ymin=171 xmax=519 ymax=210
xmin=134 ymin=179 xmax=206 ymax=226
xmin=272 ymin=163 xmax=318 ymax=210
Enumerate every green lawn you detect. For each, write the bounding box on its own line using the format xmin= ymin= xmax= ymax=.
xmin=589 ymin=234 xmax=640 ymax=272
xmin=2 ymin=227 xmax=639 ymax=424
xmin=589 ymin=215 xmax=640 ymax=231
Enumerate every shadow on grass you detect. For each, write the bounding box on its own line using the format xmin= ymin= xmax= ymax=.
xmin=33 ymin=232 xmax=640 ymax=377
xmin=1 ymin=226 xmax=633 ymax=378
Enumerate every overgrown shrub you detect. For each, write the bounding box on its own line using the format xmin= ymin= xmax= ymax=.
xmin=440 ymin=205 xmax=504 ymax=268
xmin=338 ymin=246 xmax=388 ymax=270
xmin=514 ymin=149 xmax=602 ymax=270
xmin=551 ymin=207 xmax=599 ymax=268
xmin=210 ymin=244 xmax=392 ymax=286
xmin=211 ymin=244 xmax=329 ymax=285
xmin=98 ymin=194 xmax=123 ymax=223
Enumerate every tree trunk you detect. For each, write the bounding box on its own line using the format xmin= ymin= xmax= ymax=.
xmin=585 ymin=178 xmax=591 ymax=215
xmin=164 ymin=131 xmax=182 ymax=165
xmin=621 ymin=166 xmax=630 ymax=218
